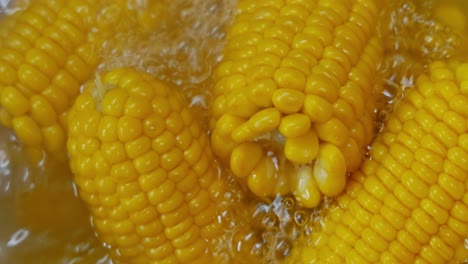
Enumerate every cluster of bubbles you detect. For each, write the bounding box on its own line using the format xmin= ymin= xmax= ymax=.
xmin=376 ymin=0 xmax=462 ymax=132
xmin=215 ymin=194 xmax=335 ymax=263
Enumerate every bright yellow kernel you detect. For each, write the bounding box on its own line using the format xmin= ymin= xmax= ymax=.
xmin=303 ymin=94 xmax=333 ymax=122
xmin=280 ymin=56 xmax=311 ymax=76
xmin=247 ymin=79 xmax=277 ymax=107
xmin=412 ymin=208 xmax=438 ymax=235
xmin=447 ymin=146 xmax=468 ymax=172
xmin=423 ymin=96 xmax=448 ymax=120
xmin=125 ymin=136 xmax=151 ymax=159
xmin=272 ymin=88 xmax=305 ymax=114
xmin=42 ymin=86 xmax=69 ymax=113
xmin=247 ymin=156 xmax=276 ymax=197
xmin=112 ymin=219 xmax=135 ymax=236
xmin=449 ymin=94 xmax=468 ymax=117
xmin=333 ymin=99 xmax=356 ymax=128
xmin=4 ymin=33 xmax=31 ymax=53
xmin=442 ymin=111 xmax=466 ymax=134
xmin=292 ymin=33 xmax=323 ymax=59
xmin=118 ymin=116 xmax=143 ymax=142
xmin=285 ymin=129 xmax=319 ymax=164
xmin=292 ymin=166 xmax=322 ymax=208
xmin=443 ymin=159 xmax=466 ymax=182
xmin=18 ymin=63 xmax=49 ymax=92
xmin=52 ymin=70 xmax=80 ymax=97
xmin=25 ymin=48 xmax=58 ymax=77
xmin=394 ymin=184 xmax=419 ymax=210
xmin=226 ymin=91 xmax=260 ymax=118
xmin=248 ymin=107 xmax=281 ymax=134
xmin=341 ymin=138 xmax=362 ymax=173
xmin=355 ymin=239 xmax=380 ymax=262
xmin=317 ymin=59 xmax=347 ymax=86
xmin=380 ymin=205 xmax=406 ymax=230
xmin=0 ymin=61 xmax=18 ymax=85
xmin=428 ymin=185 xmax=454 ymax=211
xmin=102 ymin=88 xmax=128 ymax=117
xmin=133 ymin=150 xmax=159 ymax=174
xmin=313 ymin=143 xmax=346 ymax=197
xmin=438 ymin=173 xmax=464 ymax=200
xmin=400 ymin=170 xmax=428 ymax=199
xmin=183 ymin=140 xmax=203 ymax=166
xmin=97 ymin=116 xmax=119 ymax=142
xmin=0 ymin=86 xmax=29 ymax=116
xmin=414 ymin=148 xmax=443 ymax=173
xmin=124 ymin=95 xmax=152 ymax=119
xmin=397 ymin=229 xmax=421 ymax=254
xmin=357 ymin=188 xmax=383 ymax=215
xmin=42 ymin=124 xmax=65 ymax=153
xmin=122 ymin=192 xmax=148 ymax=214
xmin=420 ymin=134 xmax=446 ymax=157
xmin=278 ymin=113 xmax=311 ymax=138
xmin=231 ymin=122 xmax=256 ymax=143
xmin=169 ymin=161 xmax=191 ymax=182
xmin=101 ymin=141 xmax=127 ymax=164
xmin=175 ymin=238 xmax=207 ymax=262
xmin=420 ymin=246 xmax=446 ymax=264
xmin=165 ymin=112 xmax=184 ymax=135
xmin=420 ymin=198 xmax=448 ymax=225
xmin=230 ymin=142 xmax=264 ymax=178
xmin=111 ymin=160 xmax=138 ymax=183
xmin=273 ymin=67 xmax=306 ymax=91
xmin=315 ymin=117 xmax=349 ymax=146
xmin=30 ymin=95 xmax=57 ymax=126
xmin=305 ymin=74 xmax=339 ymax=102
xmin=12 ymin=116 xmax=42 ymax=146
xmin=160 ymin=148 xmax=184 ymax=171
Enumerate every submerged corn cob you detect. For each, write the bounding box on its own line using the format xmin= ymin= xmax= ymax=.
xmin=210 ymin=0 xmax=385 ymax=208
xmin=0 ymin=0 xmax=101 ymax=160
xmin=286 ymin=61 xmax=468 ymax=263
xmin=67 ymin=68 xmax=252 ymax=263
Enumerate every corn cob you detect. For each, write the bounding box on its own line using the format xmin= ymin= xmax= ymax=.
xmin=210 ymin=0 xmax=385 ymax=208
xmin=286 ymin=60 xmax=468 ymax=263
xmin=0 ymin=0 xmax=103 ymax=161
xmin=0 ymin=0 xmax=164 ymax=162
xmin=67 ymin=68 xmax=259 ymax=263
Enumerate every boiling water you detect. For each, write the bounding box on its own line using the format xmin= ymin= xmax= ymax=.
xmin=0 ymin=0 xmax=466 ymax=263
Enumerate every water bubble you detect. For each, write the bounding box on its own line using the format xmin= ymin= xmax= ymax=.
xmin=6 ymin=228 xmax=29 ymax=247
xmin=261 ymin=214 xmax=278 ymax=230
xmin=275 ymin=237 xmax=292 ymax=259
xmin=294 ymin=210 xmax=309 ymax=227
xmin=282 ymin=197 xmax=295 ymax=210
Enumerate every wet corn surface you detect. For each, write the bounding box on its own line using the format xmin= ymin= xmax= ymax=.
xmin=0 ymin=0 xmax=467 ymax=263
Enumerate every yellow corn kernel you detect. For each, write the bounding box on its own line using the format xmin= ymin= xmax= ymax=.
xmin=287 ymin=62 xmax=468 ymax=263
xmin=210 ymin=0 xmax=383 ymax=207
xmin=1 ymin=86 xmax=29 ymax=117
xmin=247 ymin=107 xmax=281 ymax=134
xmin=0 ymin=0 xmax=102 ymax=160
xmin=303 ymin=94 xmax=333 ymax=122
xmin=12 ymin=116 xmax=43 ymax=146
xmin=285 ymin=129 xmax=319 ymax=164
xmin=230 ymin=142 xmax=264 ymax=178
xmin=292 ymin=166 xmax=322 ymax=208
xmin=314 ymin=117 xmax=349 ymax=146
xmin=272 ymin=88 xmax=305 ymax=114
xmin=313 ymin=143 xmax=346 ymax=197
xmin=68 ymin=68 xmax=255 ymax=263
xmin=278 ymin=113 xmax=311 ymax=138
xmin=247 ymin=156 xmax=277 ymax=197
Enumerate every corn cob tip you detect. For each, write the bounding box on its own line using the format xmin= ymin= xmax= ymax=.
xmin=67 ymin=67 xmax=267 ymax=263
xmin=210 ymin=0 xmax=384 ymax=208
